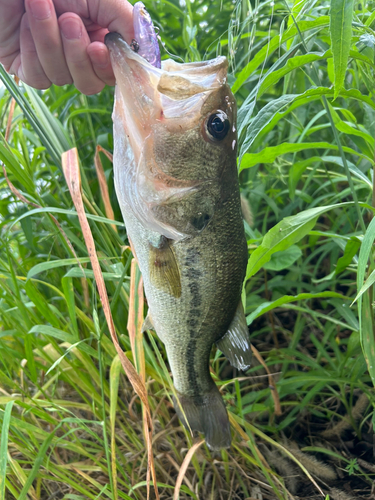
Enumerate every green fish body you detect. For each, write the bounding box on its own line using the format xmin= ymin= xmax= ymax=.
xmin=106 ymin=33 xmax=251 ymax=449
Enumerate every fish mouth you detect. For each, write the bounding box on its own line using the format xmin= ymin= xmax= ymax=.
xmin=105 ymin=33 xmax=231 ymax=240
xmin=105 ymin=32 xmax=228 ymax=151
xmin=105 ymin=32 xmax=163 ymax=158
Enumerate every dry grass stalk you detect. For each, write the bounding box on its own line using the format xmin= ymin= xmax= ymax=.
xmin=94 ymin=145 xmax=117 ymax=232
xmin=5 ymin=81 xmax=17 ymax=140
xmin=128 ymin=258 xmax=154 ymax=493
xmin=173 ymin=439 xmax=204 ymax=500
xmin=62 ymin=147 xmax=160 ymax=500
xmin=250 ymin=345 xmax=282 ymax=416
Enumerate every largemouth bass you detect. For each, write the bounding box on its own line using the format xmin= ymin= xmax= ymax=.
xmin=105 ymin=32 xmax=251 ymax=450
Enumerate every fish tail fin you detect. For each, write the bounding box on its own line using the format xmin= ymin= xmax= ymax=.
xmin=173 ymin=385 xmax=231 ymax=450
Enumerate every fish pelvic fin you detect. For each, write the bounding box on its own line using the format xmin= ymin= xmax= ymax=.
xmin=173 ymin=385 xmax=231 ymax=450
xmin=217 ymin=301 xmax=252 ymax=371
xmin=141 ymin=312 xmax=154 ymax=333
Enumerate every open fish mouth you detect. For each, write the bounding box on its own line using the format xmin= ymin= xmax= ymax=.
xmin=105 ymin=32 xmax=229 ymax=152
xmin=105 ymin=33 xmax=236 ymax=240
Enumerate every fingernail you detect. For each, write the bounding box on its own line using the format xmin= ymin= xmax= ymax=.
xmin=60 ymin=18 xmax=82 ymax=40
xmin=29 ymin=0 xmax=51 ymax=20
xmin=92 ymin=49 xmax=109 ymax=68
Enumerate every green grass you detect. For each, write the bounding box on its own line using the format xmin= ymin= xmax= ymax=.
xmin=1 ymin=0 xmax=375 ymax=498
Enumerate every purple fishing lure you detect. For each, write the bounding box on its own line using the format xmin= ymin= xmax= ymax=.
xmin=132 ymin=2 xmax=161 ymax=68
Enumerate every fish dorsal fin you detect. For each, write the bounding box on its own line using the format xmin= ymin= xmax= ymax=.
xmin=149 ymin=236 xmax=181 ymax=298
xmin=217 ymin=301 xmax=251 ymax=371
xmin=142 ymin=312 xmax=155 ymax=333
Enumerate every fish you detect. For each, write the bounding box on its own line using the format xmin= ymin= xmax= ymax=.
xmin=105 ymin=32 xmax=251 ymax=450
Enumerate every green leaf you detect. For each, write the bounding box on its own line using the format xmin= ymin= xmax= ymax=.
xmin=360 ymin=33 xmax=375 ymax=49
xmin=29 ymin=325 xmax=76 ymax=344
xmin=257 ymin=51 xmax=331 ymax=98
xmin=353 ymin=268 xmax=375 ymax=305
xmin=8 ymin=207 xmax=124 ymax=234
xmin=335 ymin=237 xmax=360 ymax=275
xmin=45 ymin=339 xmax=95 ymax=376
xmin=330 ymin=0 xmax=354 ymax=98
xmin=240 ymin=141 xmax=370 ymax=171
xmin=25 ymin=281 xmax=61 ymax=329
xmin=246 ymin=204 xmax=347 ymax=279
xmin=355 ymin=216 xmax=375 ymax=386
xmin=0 ymin=67 xmax=69 ymax=167
xmin=25 ymin=85 xmax=71 ymax=156
xmin=18 ymin=429 xmax=57 ymax=500
xmin=237 ymin=44 xmax=304 ymax=134
xmin=0 ymin=141 xmax=34 ymax=192
xmin=356 ymin=217 xmax=375 ymax=299
xmin=361 ymin=291 xmax=375 ymax=387
xmin=239 ymin=94 xmax=297 ymax=161
xmin=61 ymin=277 xmax=79 ymax=340
xmin=28 ymin=325 xmax=98 ymax=358
xmin=232 ymin=17 xmax=330 ymax=93
xmin=263 ymin=245 xmax=302 ymax=271
xmin=27 ymin=257 xmax=92 ymax=280
xmin=321 ymin=156 xmax=372 ymax=188
xmin=110 ymin=355 xmax=121 ymax=431
xmin=64 ymin=268 xmax=124 ymax=280
xmin=0 ymin=401 xmax=14 ymax=500
xmin=289 ymin=157 xmax=319 ymax=199
xmin=239 ymin=86 xmax=375 ymax=144
xmin=247 ymin=292 xmax=347 ymax=325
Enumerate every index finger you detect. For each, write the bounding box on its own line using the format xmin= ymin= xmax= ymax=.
xmin=52 ymin=0 xmax=134 ymax=42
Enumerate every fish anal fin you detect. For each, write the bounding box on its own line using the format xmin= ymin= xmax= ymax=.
xmin=173 ymin=385 xmax=231 ymax=450
xmin=149 ymin=236 xmax=181 ymax=298
xmin=217 ymin=301 xmax=251 ymax=371
xmin=141 ymin=312 xmax=154 ymax=333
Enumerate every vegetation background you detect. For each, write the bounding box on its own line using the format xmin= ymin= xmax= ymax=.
xmin=1 ymin=0 xmax=375 ymax=498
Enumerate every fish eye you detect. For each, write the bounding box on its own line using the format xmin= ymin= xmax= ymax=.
xmin=206 ymin=112 xmax=230 ymax=141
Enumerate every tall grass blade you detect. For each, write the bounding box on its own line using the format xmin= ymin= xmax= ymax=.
xmin=18 ymin=430 xmax=56 ymax=500
xmin=0 ymin=401 xmax=14 ymax=500
xmin=330 ymin=0 xmax=354 ymax=99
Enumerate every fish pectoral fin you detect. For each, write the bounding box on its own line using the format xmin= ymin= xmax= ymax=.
xmin=141 ymin=312 xmax=154 ymax=333
xmin=217 ymin=301 xmax=252 ymax=371
xmin=149 ymin=236 xmax=181 ymax=298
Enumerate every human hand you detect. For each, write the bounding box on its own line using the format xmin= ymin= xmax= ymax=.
xmin=0 ymin=0 xmax=134 ymax=94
